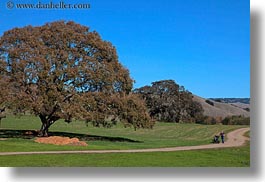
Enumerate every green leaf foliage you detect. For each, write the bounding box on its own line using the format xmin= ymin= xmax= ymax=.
xmin=134 ymin=80 xmax=204 ymax=123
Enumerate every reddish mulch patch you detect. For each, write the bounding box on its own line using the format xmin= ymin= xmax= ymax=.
xmin=24 ymin=130 xmax=39 ymax=136
xmin=35 ymin=136 xmax=88 ymax=146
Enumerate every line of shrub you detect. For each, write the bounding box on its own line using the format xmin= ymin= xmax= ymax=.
xmin=196 ymin=115 xmax=250 ymax=125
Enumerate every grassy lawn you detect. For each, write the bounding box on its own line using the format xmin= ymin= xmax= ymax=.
xmin=0 ymin=115 xmax=250 ymax=167
xmin=0 ymin=144 xmax=250 ymax=167
xmin=0 ymin=115 xmax=246 ymax=152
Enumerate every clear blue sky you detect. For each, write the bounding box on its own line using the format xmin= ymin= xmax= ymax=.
xmin=0 ymin=0 xmax=250 ymax=98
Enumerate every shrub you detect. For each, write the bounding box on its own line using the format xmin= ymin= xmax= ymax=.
xmin=196 ymin=116 xmax=219 ymax=125
xmin=205 ymin=99 xmax=214 ymax=106
xmin=221 ymin=115 xmax=250 ymax=125
xmin=244 ymin=108 xmax=250 ymax=112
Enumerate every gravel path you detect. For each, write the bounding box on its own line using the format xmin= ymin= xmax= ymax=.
xmin=0 ymin=128 xmax=250 ymax=156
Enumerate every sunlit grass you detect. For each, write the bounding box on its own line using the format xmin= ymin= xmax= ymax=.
xmin=0 ymin=144 xmax=250 ymax=167
xmin=0 ymin=115 xmax=246 ymax=152
xmin=0 ymin=115 xmax=250 ymax=167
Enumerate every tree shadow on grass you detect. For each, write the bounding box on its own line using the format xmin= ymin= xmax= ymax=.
xmin=0 ymin=129 xmax=143 ymax=143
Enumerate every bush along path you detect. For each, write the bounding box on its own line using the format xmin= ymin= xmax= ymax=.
xmin=0 ymin=128 xmax=250 ymax=156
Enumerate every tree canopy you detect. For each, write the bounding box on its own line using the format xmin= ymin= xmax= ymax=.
xmin=134 ymin=80 xmax=204 ymax=123
xmin=0 ymin=21 xmax=153 ymax=136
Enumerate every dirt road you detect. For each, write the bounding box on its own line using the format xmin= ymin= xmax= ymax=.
xmin=0 ymin=127 xmax=250 ymax=156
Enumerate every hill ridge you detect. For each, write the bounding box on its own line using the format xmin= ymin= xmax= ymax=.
xmin=193 ymin=95 xmax=250 ymax=118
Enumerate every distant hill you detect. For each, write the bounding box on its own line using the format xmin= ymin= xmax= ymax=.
xmin=209 ymin=98 xmax=250 ymax=104
xmin=193 ymin=95 xmax=250 ymax=118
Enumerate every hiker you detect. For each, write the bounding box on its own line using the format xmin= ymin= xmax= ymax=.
xmin=220 ymin=131 xmax=225 ymax=143
xmin=213 ymin=135 xmax=220 ymax=143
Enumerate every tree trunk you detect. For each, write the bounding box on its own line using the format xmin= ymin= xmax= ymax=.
xmin=38 ymin=115 xmax=55 ymax=137
xmin=39 ymin=122 xmax=50 ymax=137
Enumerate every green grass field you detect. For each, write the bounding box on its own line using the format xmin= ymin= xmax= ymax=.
xmin=0 ymin=145 xmax=250 ymax=167
xmin=0 ymin=115 xmax=250 ymax=167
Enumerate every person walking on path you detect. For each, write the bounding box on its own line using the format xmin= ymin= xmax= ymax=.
xmin=220 ymin=131 xmax=225 ymax=143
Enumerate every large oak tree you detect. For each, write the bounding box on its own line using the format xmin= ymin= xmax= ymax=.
xmin=0 ymin=21 xmax=153 ymax=136
xmin=134 ymin=80 xmax=204 ymax=123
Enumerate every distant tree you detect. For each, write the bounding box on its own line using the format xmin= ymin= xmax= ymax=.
xmin=0 ymin=21 xmax=153 ymax=136
xmin=244 ymin=108 xmax=250 ymax=112
xmin=215 ymin=99 xmax=222 ymax=103
xmin=221 ymin=115 xmax=250 ymax=125
xmin=205 ymin=99 xmax=214 ymax=106
xmin=134 ymin=80 xmax=204 ymax=123
xmin=185 ymin=101 xmax=204 ymax=123
xmin=196 ymin=116 xmax=223 ymax=125
xmin=196 ymin=116 xmax=216 ymax=125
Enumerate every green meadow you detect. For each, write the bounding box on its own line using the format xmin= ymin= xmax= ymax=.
xmin=0 ymin=115 xmax=250 ymax=167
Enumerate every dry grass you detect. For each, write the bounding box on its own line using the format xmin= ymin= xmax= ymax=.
xmin=193 ymin=95 xmax=250 ymax=118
